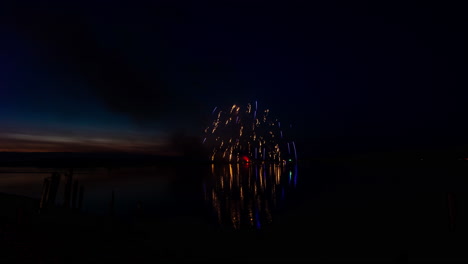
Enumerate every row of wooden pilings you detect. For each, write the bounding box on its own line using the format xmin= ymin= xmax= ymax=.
xmin=39 ymin=169 xmax=84 ymax=212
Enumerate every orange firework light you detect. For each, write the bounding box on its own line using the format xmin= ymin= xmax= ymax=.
xmin=203 ymin=101 xmax=297 ymax=163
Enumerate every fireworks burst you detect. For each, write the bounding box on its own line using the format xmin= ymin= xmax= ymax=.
xmin=203 ymin=101 xmax=297 ymax=163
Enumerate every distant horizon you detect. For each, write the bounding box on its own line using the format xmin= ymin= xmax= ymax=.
xmin=1 ymin=148 xmax=467 ymax=159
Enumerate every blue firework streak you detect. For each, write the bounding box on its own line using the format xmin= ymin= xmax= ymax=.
xmin=203 ymin=101 xmax=297 ymax=163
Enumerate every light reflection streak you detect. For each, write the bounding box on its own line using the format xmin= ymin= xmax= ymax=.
xmin=204 ymin=163 xmax=298 ymax=230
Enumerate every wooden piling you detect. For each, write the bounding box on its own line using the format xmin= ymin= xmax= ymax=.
xmin=448 ymin=192 xmax=456 ymax=231
xmin=78 ymin=185 xmax=84 ymax=211
xmin=110 ymin=189 xmax=115 ymax=217
xmin=72 ymin=180 xmax=79 ymax=210
xmin=47 ymin=172 xmax=61 ymax=208
xmin=39 ymin=178 xmax=50 ymax=210
xmin=64 ymin=169 xmax=73 ymax=208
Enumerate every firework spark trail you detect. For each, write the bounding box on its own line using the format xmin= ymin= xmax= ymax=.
xmin=204 ymin=101 xmax=297 ymax=163
xmin=292 ymin=141 xmax=297 ymax=161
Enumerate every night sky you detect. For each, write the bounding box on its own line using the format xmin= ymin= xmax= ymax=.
xmin=0 ymin=1 xmax=467 ymax=159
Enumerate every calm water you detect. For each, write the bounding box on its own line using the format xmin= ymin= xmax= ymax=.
xmin=203 ymin=163 xmax=298 ymax=229
xmin=0 ymin=163 xmax=299 ymax=229
xmin=3 ymin=161 xmax=468 ymax=260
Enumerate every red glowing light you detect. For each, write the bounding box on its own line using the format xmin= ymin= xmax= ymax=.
xmin=242 ymin=156 xmax=250 ymax=163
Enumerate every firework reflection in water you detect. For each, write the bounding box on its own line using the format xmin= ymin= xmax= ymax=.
xmin=203 ymin=101 xmax=297 ymax=163
xmin=204 ymin=163 xmax=298 ymax=230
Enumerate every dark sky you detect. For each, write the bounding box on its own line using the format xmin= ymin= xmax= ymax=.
xmin=0 ymin=1 xmax=467 ymax=158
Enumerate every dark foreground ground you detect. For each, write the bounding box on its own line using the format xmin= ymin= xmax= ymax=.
xmin=2 ymin=158 xmax=468 ymax=262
